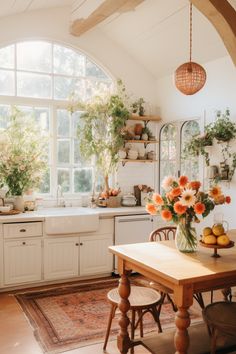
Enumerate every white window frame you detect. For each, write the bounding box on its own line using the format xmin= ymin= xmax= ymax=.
xmin=158 ymin=117 xmax=205 ymax=192
xmin=0 ymin=41 xmax=113 ymax=200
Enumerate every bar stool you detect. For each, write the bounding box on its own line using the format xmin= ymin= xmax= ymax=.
xmin=103 ymin=286 xmax=162 ymax=351
xmin=202 ymin=301 xmax=236 ymax=354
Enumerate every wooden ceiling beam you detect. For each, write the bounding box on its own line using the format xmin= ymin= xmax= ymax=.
xmin=191 ymin=0 xmax=236 ymax=66
xmin=70 ymin=0 xmax=144 ymax=37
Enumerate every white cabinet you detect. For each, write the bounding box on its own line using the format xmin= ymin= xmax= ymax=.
xmin=44 ymin=233 xmax=113 ymax=280
xmin=4 ymin=239 xmax=42 ymax=285
xmin=44 ymin=237 xmax=79 ymax=280
xmin=80 ymin=234 xmax=113 ymax=276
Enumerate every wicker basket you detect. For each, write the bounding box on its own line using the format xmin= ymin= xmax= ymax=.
xmin=106 ymin=196 xmax=121 ymax=208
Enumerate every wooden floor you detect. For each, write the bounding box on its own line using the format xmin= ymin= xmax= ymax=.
xmin=0 ymin=289 xmax=235 ymax=354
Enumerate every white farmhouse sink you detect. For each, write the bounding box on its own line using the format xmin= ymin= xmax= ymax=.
xmin=41 ymin=208 xmax=99 ymax=235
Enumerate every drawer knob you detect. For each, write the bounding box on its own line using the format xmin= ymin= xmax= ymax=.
xmin=22 ymin=242 xmax=26 ymax=245
xmin=75 ymin=243 xmax=79 ymax=246
xmin=80 ymin=242 xmax=83 ymax=246
xmin=20 ymin=229 xmax=26 ymax=232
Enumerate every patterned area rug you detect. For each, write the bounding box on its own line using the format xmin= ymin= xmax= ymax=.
xmin=16 ymin=277 xmax=202 ymax=354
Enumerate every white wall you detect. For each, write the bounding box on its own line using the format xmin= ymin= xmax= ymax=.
xmin=156 ymin=55 xmax=236 ymax=228
xmin=0 ymin=6 xmax=158 ymax=195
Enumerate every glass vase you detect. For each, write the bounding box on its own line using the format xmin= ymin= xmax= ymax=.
xmin=175 ymin=220 xmax=197 ymax=253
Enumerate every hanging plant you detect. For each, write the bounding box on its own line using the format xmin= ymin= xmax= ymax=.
xmin=183 ymin=132 xmax=213 ymax=166
xmin=205 ymin=109 xmax=236 ymax=142
xmin=184 ymin=109 xmax=236 ymax=181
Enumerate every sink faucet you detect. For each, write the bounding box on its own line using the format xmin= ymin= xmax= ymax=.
xmin=56 ymin=185 xmax=65 ymax=207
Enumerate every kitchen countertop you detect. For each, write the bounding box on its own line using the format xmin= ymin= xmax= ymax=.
xmin=0 ymin=206 xmax=148 ymax=223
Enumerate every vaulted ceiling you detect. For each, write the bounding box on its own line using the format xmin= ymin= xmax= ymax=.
xmin=0 ymin=0 xmax=235 ymax=78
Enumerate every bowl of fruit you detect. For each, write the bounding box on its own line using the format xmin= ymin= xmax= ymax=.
xmin=200 ymin=223 xmax=234 ymax=257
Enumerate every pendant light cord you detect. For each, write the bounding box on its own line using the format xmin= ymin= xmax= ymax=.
xmin=190 ymin=3 xmax=192 ymax=63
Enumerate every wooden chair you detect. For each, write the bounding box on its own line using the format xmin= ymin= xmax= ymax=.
xmin=103 ymin=286 xmax=162 ymax=352
xmin=148 ymin=226 xmax=206 ymax=310
xmin=202 ymin=301 xmax=236 ymax=354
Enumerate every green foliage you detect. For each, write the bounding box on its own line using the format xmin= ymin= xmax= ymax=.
xmin=0 ymin=108 xmax=47 ymax=196
xmin=142 ymin=125 xmax=153 ymax=137
xmin=184 ymin=109 xmax=236 ymax=181
xmin=131 ymin=97 xmax=145 ymax=116
xmin=183 ymin=133 xmax=213 ymax=166
xmin=205 ymin=109 xmax=236 ymax=142
xmin=73 ymin=80 xmax=130 ymax=191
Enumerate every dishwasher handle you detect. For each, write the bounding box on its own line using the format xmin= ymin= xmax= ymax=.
xmin=117 ymin=217 xmax=153 ymax=223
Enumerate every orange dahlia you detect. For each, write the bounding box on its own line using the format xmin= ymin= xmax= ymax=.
xmin=166 ymin=192 xmax=174 ymax=201
xmin=209 ymin=185 xmax=222 ymax=198
xmin=225 ymin=196 xmax=231 ymax=204
xmin=152 ymin=193 xmax=164 ymax=205
xmin=179 ymin=175 xmax=188 ymax=187
xmin=189 ymin=181 xmax=201 ymax=190
xmin=194 ymin=202 xmax=206 ymax=214
xmin=161 ymin=209 xmax=172 ymax=221
xmin=170 ymin=187 xmax=182 ymax=198
xmin=146 ymin=203 xmax=158 ymax=215
xmin=214 ymin=194 xmax=225 ymax=205
xmin=174 ymin=201 xmax=187 ymax=215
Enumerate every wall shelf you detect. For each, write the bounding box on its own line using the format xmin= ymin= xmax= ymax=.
xmin=129 ymin=114 xmax=161 ymax=122
xmin=125 ymin=140 xmax=158 ymax=144
xmin=120 ymin=159 xmax=157 ymax=166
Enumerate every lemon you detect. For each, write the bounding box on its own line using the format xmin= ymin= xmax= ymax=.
xmin=217 ymin=234 xmax=230 ymax=246
xmin=204 ymin=234 xmax=217 ymax=245
xmin=203 ymin=227 xmax=212 ymax=236
xmin=212 ymin=223 xmax=225 ymax=236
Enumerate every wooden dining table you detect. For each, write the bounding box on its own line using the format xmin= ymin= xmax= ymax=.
xmin=109 ymin=233 xmax=236 ymax=354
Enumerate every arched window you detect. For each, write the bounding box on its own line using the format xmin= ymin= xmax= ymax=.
xmin=159 ymin=119 xmax=201 ymax=190
xmin=159 ymin=123 xmax=177 ymax=186
xmin=181 ymin=120 xmax=200 ymax=180
xmin=0 ymin=41 xmax=113 ymax=197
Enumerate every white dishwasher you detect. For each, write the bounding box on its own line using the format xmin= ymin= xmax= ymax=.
xmin=114 ymin=214 xmax=155 ymax=271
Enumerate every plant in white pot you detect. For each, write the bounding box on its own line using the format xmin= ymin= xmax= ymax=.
xmin=0 ymin=108 xmax=47 ymax=211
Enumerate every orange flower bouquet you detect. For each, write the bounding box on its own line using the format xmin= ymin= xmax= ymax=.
xmin=146 ymin=176 xmax=231 ymax=252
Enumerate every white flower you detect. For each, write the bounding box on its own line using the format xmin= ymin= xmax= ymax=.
xmin=161 ymin=176 xmax=176 ymax=191
xmin=179 ymin=189 xmax=196 ymax=207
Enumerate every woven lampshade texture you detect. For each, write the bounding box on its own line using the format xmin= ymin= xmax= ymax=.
xmin=175 ymin=61 xmax=207 ymax=95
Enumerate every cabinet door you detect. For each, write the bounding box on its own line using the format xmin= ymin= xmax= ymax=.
xmin=80 ymin=234 xmax=113 ymax=276
xmin=44 ymin=237 xmax=79 ymax=280
xmin=4 ymin=239 xmax=42 ymax=285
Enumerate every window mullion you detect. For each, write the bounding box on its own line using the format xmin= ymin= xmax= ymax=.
xmin=51 ymin=105 xmax=57 ymax=198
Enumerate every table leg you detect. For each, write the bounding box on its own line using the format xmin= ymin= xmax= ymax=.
xmin=117 ymin=272 xmax=131 ymax=354
xmin=174 ymin=306 xmax=191 ymax=354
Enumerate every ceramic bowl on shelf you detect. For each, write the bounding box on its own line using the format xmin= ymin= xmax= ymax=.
xmin=128 ymin=149 xmax=138 ymax=159
xmin=118 ymin=150 xmax=127 ymax=159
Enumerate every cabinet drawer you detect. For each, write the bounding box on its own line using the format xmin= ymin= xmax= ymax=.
xmin=3 ymin=222 xmax=43 ymax=239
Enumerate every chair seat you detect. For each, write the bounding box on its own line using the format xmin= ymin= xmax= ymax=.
xmin=108 ymin=286 xmax=161 ymax=308
xmin=203 ymin=301 xmax=236 ymax=336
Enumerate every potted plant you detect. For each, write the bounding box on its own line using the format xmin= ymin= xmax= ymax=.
xmin=206 ymin=109 xmax=236 ymax=181
xmin=0 ymin=108 xmax=47 ymax=210
xmin=205 ymin=109 xmax=236 ymax=142
xmin=131 ymin=97 xmax=145 ymax=116
xmin=183 ymin=132 xmax=213 ymax=166
xmin=72 ymin=80 xmax=130 ymax=196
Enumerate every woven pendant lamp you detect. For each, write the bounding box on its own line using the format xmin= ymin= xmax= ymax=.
xmin=175 ymin=3 xmax=206 ymax=95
